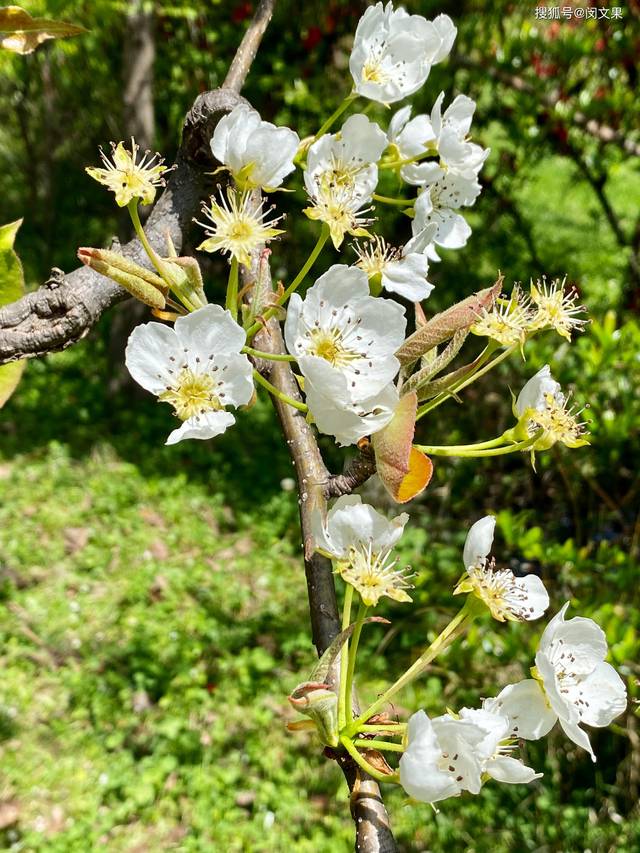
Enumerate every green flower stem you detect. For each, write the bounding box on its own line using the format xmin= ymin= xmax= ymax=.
xmin=338 ymin=585 xmax=355 ymax=731
xmin=345 ymin=601 xmax=476 ymax=735
xmin=315 ymin=92 xmax=358 ymax=139
xmin=372 ymin=193 xmax=415 ymax=208
xmin=242 ymin=346 xmax=297 ymax=363
xmin=354 ymin=739 xmax=405 ymax=753
xmin=416 ymin=342 xmax=514 ymax=420
xmin=414 ymin=431 xmax=544 ymax=458
xmin=379 ymin=150 xmax=435 ymax=170
xmin=414 ymin=434 xmax=508 ymax=454
xmin=244 ymin=224 xmax=330 ymax=341
xmin=226 ymin=258 xmax=239 ymax=320
xmin=128 ymin=201 xmax=163 ymax=276
xmin=344 ymin=599 xmax=368 ymax=725
xmin=339 ymin=736 xmax=397 ymax=785
xmin=128 ymin=200 xmax=200 ymax=313
xmin=252 ymin=370 xmax=308 ymax=413
xmin=280 ymin=224 xmax=330 ymax=305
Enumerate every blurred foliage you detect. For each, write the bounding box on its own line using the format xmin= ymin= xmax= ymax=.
xmin=0 ymin=0 xmax=639 ymax=851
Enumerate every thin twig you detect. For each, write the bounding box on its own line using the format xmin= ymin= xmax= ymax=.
xmin=224 ymin=0 xmax=276 ymax=92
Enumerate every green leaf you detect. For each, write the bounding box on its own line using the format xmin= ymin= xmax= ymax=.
xmin=0 ymin=219 xmax=26 ymax=407
xmin=0 ymin=6 xmax=87 ymax=55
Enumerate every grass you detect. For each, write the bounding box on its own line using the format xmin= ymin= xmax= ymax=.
xmin=0 ymin=370 xmax=638 ymax=851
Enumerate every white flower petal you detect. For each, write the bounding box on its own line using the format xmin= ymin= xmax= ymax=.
xmin=399 ymin=711 xmax=464 ymax=804
xmin=165 ymin=411 xmax=235 ymax=445
xmin=516 ymin=574 xmax=550 ymax=621
xmin=559 ymin=717 xmax=596 ymax=762
xmin=430 ymin=14 xmax=457 ymax=63
xmin=515 ymin=365 xmax=559 ymax=416
xmin=322 ymin=494 xmax=408 ymax=557
xmin=210 ymin=104 xmax=298 ymax=190
xmin=484 ymin=679 xmax=557 ymax=740
xmin=487 ymin=755 xmax=542 ymax=785
xmin=463 ymin=515 xmax=496 ymax=569
xmin=382 ymin=253 xmax=433 ymax=301
xmin=125 ymin=321 xmax=181 ymax=394
xmin=567 ymin=661 xmax=627 ymax=728
xmin=243 ymin=124 xmax=300 ymax=188
xmin=174 ymin=304 xmax=246 ymax=355
xmin=216 ymin=352 xmax=254 ymax=407
xmin=305 ymin=373 xmax=399 ymax=447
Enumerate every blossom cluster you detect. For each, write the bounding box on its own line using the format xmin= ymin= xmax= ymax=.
xmin=82 ymin=0 xmax=627 ymax=819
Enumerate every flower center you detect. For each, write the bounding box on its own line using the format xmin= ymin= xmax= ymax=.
xmin=529 ymin=393 xmax=583 ymax=444
xmin=362 ymin=57 xmax=389 ymax=85
xmin=159 ymin=368 xmax=221 ymax=421
xmin=229 ymin=220 xmax=254 ymax=240
xmin=337 ymin=543 xmax=412 ymax=608
xmin=308 ymin=328 xmax=355 ymax=368
xmin=466 ymin=564 xmax=531 ymax=622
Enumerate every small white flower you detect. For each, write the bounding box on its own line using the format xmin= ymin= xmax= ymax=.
xmin=455 ymin=515 xmax=549 ymax=622
xmin=195 ymin=187 xmax=284 ymax=267
xmin=311 ymin=495 xmax=410 ymax=606
xmin=305 ymin=114 xmax=387 ymax=206
xmin=399 ymin=710 xmax=486 ymax=804
xmin=210 ymin=104 xmax=300 ymax=191
xmin=389 ymin=95 xmax=488 ymax=186
xmin=350 ymin=3 xmax=456 ymax=104
xmin=284 ymin=264 xmax=406 ymax=401
xmin=86 ymin=139 xmax=169 ymax=207
xmin=529 ymin=277 xmax=588 ymax=341
xmin=406 ymin=173 xmax=481 ymax=257
xmin=125 ymin=304 xmax=253 ymax=445
xmin=487 ymin=604 xmax=628 ymax=761
xmin=515 ymin=365 xmax=588 ymax=450
xmin=305 ymin=370 xmax=399 ymax=446
xmin=354 ymin=232 xmax=436 ymax=302
xmin=304 ymin=184 xmax=373 ymax=249
xmin=471 ymin=286 xmax=533 ymax=348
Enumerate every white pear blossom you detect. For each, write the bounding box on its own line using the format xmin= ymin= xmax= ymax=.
xmin=86 ymin=139 xmax=169 ymax=207
xmin=210 ymin=104 xmax=300 ymax=191
xmin=311 ymin=495 xmax=410 ymax=606
xmin=471 ymin=286 xmax=533 ymax=348
xmin=399 ymin=710 xmax=487 ymax=803
xmin=354 ymin=230 xmax=437 ymax=301
xmin=305 ymin=114 xmax=387 ymax=206
xmin=529 ymin=277 xmax=588 ymax=341
xmin=305 ymin=368 xmax=399 ymax=447
xmin=486 ymin=604 xmax=628 ymax=761
xmin=125 ymin=305 xmax=253 ymax=445
xmin=406 ymin=173 xmax=481 ymax=258
xmin=388 ymin=95 xmax=488 ymax=185
xmin=455 ymin=515 xmax=549 ymax=622
xmin=350 ymin=3 xmax=456 ymax=104
xmin=196 ymin=188 xmax=284 ymax=267
xmin=400 ymin=706 xmax=541 ymax=804
xmin=284 ymin=265 xmax=406 ymax=402
xmin=304 ymin=184 xmax=373 ymax=249
xmin=515 ymin=365 xmax=588 ymax=450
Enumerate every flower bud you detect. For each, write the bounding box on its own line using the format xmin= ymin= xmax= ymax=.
xmin=78 ymin=247 xmax=166 ymax=309
xmin=288 ymin=681 xmax=339 ymax=747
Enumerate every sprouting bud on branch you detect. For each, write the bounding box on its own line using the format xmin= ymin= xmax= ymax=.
xmin=396 ymin=278 xmax=503 ymax=366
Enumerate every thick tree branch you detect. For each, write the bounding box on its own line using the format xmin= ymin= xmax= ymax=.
xmin=0 ymin=0 xmax=277 ymax=366
xmin=242 ymin=257 xmax=397 ymax=853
